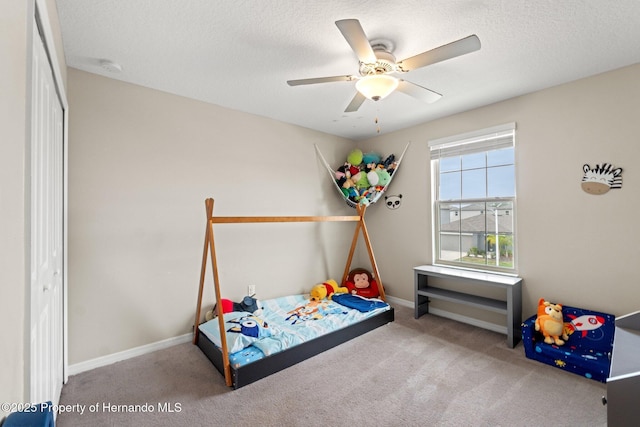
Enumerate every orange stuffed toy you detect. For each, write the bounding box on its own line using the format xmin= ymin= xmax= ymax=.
xmin=534 ymin=298 xmax=569 ymax=345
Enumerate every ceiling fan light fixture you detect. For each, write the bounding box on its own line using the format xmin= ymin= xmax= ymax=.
xmin=355 ymin=74 xmax=399 ymax=101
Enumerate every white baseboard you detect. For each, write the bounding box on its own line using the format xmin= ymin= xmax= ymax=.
xmin=385 ymin=295 xmax=413 ymax=308
xmin=385 ymin=296 xmax=506 ymax=334
xmin=427 ymin=307 xmax=508 ymax=334
xmin=67 ymin=333 xmax=192 ymax=377
xmin=67 ymin=296 xmax=412 ymax=377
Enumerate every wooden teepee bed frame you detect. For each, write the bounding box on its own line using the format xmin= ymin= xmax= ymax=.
xmin=193 ymin=198 xmax=394 ymax=388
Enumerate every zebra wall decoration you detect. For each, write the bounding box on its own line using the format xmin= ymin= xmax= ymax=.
xmin=581 ymin=163 xmax=623 ymax=195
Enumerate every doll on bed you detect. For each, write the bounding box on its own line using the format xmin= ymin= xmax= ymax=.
xmin=344 ymin=268 xmax=380 ymax=299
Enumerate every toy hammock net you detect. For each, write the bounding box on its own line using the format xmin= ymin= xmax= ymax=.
xmin=315 ymin=142 xmax=410 ymax=208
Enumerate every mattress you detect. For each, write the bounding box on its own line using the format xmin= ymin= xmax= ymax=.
xmin=199 ymin=293 xmax=390 ymax=369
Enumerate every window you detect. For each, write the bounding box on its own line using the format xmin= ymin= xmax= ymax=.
xmin=430 ymin=123 xmax=516 ymax=273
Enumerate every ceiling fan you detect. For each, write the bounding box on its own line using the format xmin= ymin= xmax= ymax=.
xmin=287 ymin=19 xmax=481 ymax=112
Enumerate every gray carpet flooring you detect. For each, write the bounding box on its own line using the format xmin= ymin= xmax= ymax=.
xmin=57 ymin=305 xmax=607 ymax=426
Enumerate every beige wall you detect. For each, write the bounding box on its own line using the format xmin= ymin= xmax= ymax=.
xmin=67 ymin=69 xmax=355 ymax=364
xmin=7 ymin=0 xmax=640 ymax=383
xmin=361 ymin=63 xmax=640 ymax=318
xmin=0 ymin=1 xmax=30 ymax=417
xmin=68 ymin=63 xmax=640 ymax=367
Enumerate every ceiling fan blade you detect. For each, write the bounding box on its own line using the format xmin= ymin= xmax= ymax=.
xmin=335 ymin=19 xmax=377 ymax=64
xmin=396 ymin=80 xmax=442 ymax=104
xmin=287 ymin=75 xmax=356 ymax=86
xmin=344 ymin=91 xmax=366 ymax=112
xmin=397 ymin=35 xmax=481 ymax=71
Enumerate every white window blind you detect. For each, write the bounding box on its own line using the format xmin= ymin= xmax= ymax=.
xmin=429 ymin=122 xmax=516 ymax=159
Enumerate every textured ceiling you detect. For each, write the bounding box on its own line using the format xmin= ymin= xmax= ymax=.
xmin=56 ymin=0 xmax=640 ymax=141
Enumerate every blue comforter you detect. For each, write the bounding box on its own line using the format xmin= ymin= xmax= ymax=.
xmin=199 ymin=293 xmax=390 ymax=367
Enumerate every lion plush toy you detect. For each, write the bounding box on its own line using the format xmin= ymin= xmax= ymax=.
xmin=310 ymin=279 xmax=348 ymax=302
xmin=534 ymin=298 xmax=569 ymax=345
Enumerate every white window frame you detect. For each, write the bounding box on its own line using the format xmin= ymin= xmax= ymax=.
xmin=429 ymin=123 xmax=517 ymax=274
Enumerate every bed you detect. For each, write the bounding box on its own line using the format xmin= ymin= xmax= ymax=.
xmin=193 ymin=198 xmax=394 ymax=388
xmin=197 ymin=293 xmax=394 ymax=388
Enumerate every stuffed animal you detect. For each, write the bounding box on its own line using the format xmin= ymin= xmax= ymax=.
xmin=366 ymin=170 xmax=379 ymax=186
xmin=236 ymin=295 xmax=262 ymax=315
xmin=347 ymin=149 xmax=363 ymax=167
xmin=344 ymin=268 xmax=380 ymax=298
xmin=310 ymin=279 xmax=348 ymax=301
xmin=362 ymin=151 xmax=381 ymax=165
xmin=375 ymin=169 xmax=391 ymax=187
xmin=364 ymin=162 xmax=378 ymax=172
xmin=341 ymin=186 xmax=358 ymax=202
xmin=354 ymin=171 xmax=370 ymax=189
xmin=342 ymin=172 xmax=361 ymax=190
xmin=335 ymin=165 xmax=347 ymax=187
xmin=206 ymin=295 xmax=263 ymax=320
xmin=534 ymin=298 xmax=569 ymax=345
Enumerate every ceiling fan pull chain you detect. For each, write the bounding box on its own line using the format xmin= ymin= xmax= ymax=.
xmin=375 ymin=106 xmax=382 ymax=134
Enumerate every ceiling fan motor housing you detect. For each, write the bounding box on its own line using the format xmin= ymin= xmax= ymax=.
xmin=359 ymin=46 xmax=397 ymax=76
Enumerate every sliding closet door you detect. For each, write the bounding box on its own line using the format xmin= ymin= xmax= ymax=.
xmin=30 ymin=20 xmax=64 ymax=406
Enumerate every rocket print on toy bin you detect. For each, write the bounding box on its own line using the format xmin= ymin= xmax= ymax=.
xmin=581 ymin=163 xmax=623 ymax=195
xmin=565 ymin=313 xmax=606 ymax=338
